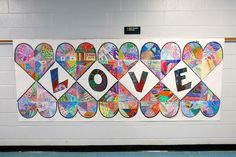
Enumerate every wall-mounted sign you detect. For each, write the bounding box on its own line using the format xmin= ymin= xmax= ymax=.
xmin=14 ymin=39 xmax=223 ymax=121
xmin=124 ymin=26 xmax=141 ymax=34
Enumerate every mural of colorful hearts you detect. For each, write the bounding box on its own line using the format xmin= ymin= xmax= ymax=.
xmin=14 ymin=39 xmax=223 ymax=121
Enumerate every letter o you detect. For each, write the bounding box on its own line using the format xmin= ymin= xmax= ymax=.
xmin=88 ymin=69 xmax=108 ymax=91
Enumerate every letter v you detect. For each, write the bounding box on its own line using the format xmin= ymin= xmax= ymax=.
xmin=129 ymin=71 xmax=148 ymax=92
xmin=50 ymin=68 xmax=68 ymax=93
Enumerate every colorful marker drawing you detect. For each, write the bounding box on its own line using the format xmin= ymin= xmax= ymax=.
xmin=99 ymin=82 xmax=139 ymax=118
xmin=18 ymin=82 xmax=57 ymax=118
xmin=181 ymin=81 xmax=220 ymax=118
xmin=98 ymin=42 xmax=139 ymax=80
xmin=56 ymin=42 xmax=96 ymax=80
xmin=58 ymin=82 xmax=97 ymax=118
xmin=141 ymin=42 xmax=181 ymax=80
xmin=183 ymin=41 xmax=223 ymax=79
xmin=140 ymin=81 xmax=179 ymax=118
xmin=15 ymin=43 xmax=54 ymax=81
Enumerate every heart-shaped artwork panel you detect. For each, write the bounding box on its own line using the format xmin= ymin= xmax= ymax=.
xmin=141 ymin=42 xmax=181 ymax=80
xmin=182 ymin=41 xmax=223 ymax=79
xmin=98 ymin=42 xmax=139 ymax=80
xmin=15 ymin=43 xmax=54 ymax=81
xmin=57 ymin=82 xmax=97 ymax=118
xmin=99 ymin=82 xmax=139 ymax=118
xmin=56 ymin=42 xmax=96 ymax=80
xmin=17 ymin=82 xmax=57 ymax=118
xmin=181 ymin=81 xmax=220 ymax=118
xmin=140 ymin=81 xmax=179 ymax=118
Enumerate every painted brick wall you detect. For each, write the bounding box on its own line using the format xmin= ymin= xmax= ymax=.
xmin=0 ymin=0 xmax=236 ymax=145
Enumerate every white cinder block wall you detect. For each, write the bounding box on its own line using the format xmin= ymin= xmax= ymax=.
xmin=0 ymin=0 xmax=236 ymax=145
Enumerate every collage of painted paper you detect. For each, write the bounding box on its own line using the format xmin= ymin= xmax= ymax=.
xmin=14 ymin=39 xmax=224 ymax=121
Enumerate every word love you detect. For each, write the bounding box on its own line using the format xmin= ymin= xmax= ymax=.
xmin=51 ymin=67 xmax=191 ymax=93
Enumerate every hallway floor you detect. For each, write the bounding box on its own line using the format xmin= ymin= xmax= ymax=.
xmin=1 ymin=151 xmax=236 ymax=157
